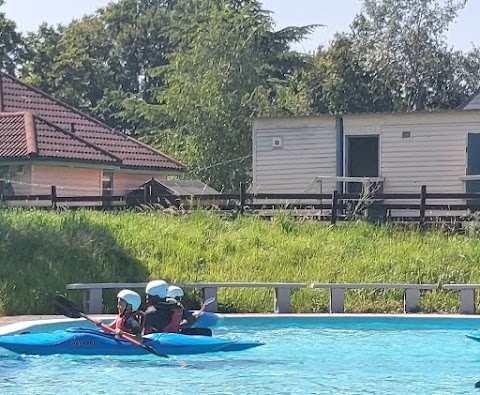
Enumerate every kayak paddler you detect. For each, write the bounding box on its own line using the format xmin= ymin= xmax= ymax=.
xmin=143 ymin=280 xmax=183 ymax=335
xmin=95 ymin=289 xmax=144 ymax=340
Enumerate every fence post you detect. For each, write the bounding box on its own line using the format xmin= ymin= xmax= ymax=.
xmin=51 ymin=186 xmax=57 ymax=209
xmin=419 ymin=185 xmax=427 ymax=228
xmin=331 ymin=190 xmax=338 ymax=225
xmin=240 ymin=182 xmax=246 ymax=215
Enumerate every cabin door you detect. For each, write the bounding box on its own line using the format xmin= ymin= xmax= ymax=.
xmin=345 ymin=135 xmax=379 ymax=193
xmin=467 ymin=133 xmax=480 ymax=197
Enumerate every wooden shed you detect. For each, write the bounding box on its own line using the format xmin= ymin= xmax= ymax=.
xmin=126 ymin=178 xmax=220 ymax=207
xmin=252 ymin=109 xmax=480 ymax=203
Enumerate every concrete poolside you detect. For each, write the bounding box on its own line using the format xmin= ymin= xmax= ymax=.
xmin=0 ymin=314 xmax=112 ymax=329
xmin=0 ymin=315 xmax=64 ymax=327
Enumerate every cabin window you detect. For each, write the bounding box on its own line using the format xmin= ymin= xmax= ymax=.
xmin=402 ymin=131 xmax=412 ymax=139
xmin=16 ymin=165 xmax=24 ymax=175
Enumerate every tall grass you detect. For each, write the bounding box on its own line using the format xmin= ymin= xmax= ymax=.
xmin=2 ymin=209 xmax=480 ymax=315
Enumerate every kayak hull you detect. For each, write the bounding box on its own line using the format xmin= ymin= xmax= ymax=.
xmin=466 ymin=334 xmax=480 ymax=343
xmin=0 ymin=328 xmax=263 ymax=356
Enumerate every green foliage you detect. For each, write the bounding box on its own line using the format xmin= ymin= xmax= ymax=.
xmin=0 ymin=210 xmax=148 ymax=315
xmin=299 ymin=35 xmax=397 ymax=114
xmin=20 ymin=0 xmax=174 ymax=132
xmin=349 ymin=0 xmax=478 ymax=111
xmin=3 ymin=210 xmax=480 ymax=315
xmin=0 ymin=0 xmax=25 ymax=74
xmin=144 ymin=0 xmax=312 ymax=190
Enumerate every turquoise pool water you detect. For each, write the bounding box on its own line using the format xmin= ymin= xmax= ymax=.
xmin=1 ymin=315 xmax=480 ymax=394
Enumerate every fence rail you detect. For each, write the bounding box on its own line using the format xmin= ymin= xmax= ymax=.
xmin=67 ymin=282 xmax=480 ymax=315
xmin=3 ymin=183 xmax=480 ymax=225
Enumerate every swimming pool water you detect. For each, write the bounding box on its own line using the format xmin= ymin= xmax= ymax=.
xmin=1 ymin=316 xmax=480 ymax=395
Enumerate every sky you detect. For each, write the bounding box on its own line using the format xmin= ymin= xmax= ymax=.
xmin=2 ymin=0 xmax=479 ymax=53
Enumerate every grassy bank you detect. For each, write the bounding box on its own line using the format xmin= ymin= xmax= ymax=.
xmin=1 ymin=209 xmax=480 ymax=315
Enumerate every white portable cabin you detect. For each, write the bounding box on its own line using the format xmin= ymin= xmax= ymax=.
xmin=252 ymin=110 xmax=480 ymax=211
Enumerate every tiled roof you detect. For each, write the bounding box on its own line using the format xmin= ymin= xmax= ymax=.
xmin=0 ymin=112 xmax=119 ymax=164
xmin=0 ymin=73 xmax=186 ymax=171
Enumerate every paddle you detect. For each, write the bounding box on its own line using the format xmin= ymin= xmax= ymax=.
xmin=178 ymin=296 xmax=216 ymax=337
xmin=54 ymin=295 xmax=170 ymax=359
xmin=195 ymin=296 xmax=216 ymax=317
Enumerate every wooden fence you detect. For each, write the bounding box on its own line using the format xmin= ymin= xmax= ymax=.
xmin=2 ymin=183 xmax=480 ymax=225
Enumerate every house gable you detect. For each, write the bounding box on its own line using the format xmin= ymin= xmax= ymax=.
xmin=0 ymin=72 xmax=186 ymax=171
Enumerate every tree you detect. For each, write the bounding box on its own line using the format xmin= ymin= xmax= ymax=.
xmin=350 ymin=0 xmax=470 ymax=111
xmin=298 ymin=35 xmax=397 ymax=115
xmin=20 ymin=0 xmax=175 ymax=132
xmin=141 ymin=0 xmax=312 ymax=190
xmin=0 ymin=0 xmax=25 ymax=74
xmin=21 ymin=24 xmax=64 ymax=92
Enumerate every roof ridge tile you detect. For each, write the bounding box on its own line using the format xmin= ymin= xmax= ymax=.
xmin=24 ymin=111 xmax=37 ymax=154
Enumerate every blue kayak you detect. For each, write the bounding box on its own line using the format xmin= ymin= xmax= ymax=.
xmin=466 ymin=333 xmax=480 ymax=343
xmin=0 ymin=328 xmax=263 ymax=356
xmin=190 ymin=311 xmax=222 ymax=328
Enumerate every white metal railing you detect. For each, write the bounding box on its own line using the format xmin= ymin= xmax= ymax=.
xmin=67 ymin=282 xmax=480 ymax=315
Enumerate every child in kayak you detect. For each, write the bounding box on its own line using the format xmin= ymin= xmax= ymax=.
xmin=96 ymin=289 xmax=143 ymax=339
xmin=167 ymin=285 xmax=199 ymax=328
xmin=143 ymin=280 xmax=184 ymax=335
xmin=167 ymin=285 xmax=212 ymax=336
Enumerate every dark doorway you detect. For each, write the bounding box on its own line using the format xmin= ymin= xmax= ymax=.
xmin=466 ymin=133 xmax=480 ymax=210
xmin=346 ymin=136 xmax=379 ymax=193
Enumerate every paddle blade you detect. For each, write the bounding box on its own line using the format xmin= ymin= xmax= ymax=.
xmin=179 ymin=327 xmax=213 ymax=337
xmin=54 ymin=295 xmax=84 ymax=319
xmin=203 ymin=297 xmax=216 ymax=306
xmin=197 ymin=296 xmax=217 ymax=316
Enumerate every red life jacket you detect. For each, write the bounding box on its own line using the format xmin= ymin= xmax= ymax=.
xmin=114 ymin=311 xmax=144 ymax=333
xmin=162 ymin=308 xmax=183 ymax=333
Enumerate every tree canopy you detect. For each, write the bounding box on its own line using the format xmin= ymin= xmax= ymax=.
xmin=0 ymin=0 xmax=25 ymax=74
xmin=1 ymin=0 xmax=479 ymax=190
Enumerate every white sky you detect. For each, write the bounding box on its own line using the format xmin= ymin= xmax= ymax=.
xmin=2 ymin=0 xmax=479 ymax=53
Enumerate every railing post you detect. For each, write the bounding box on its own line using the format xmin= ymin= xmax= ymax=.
xmin=331 ymin=190 xmax=338 ymax=225
xmin=201 ymin=287 xmax=218 ymax=312
xmin=330 ymin=287 xmax=345 ymax=313
xmin=274 ymin=287 xmax=291 ymax=313
xmin=239 ymin=182 xmax=246 ymax=215
xmin=459 ymin=289 xmax=475 ymax=314
xmin=51 ymin=185 xmax=57 ymax=209
xmin=85 ymin=288 xmax=103 ymax=314
xmin=419 ymin=185 xmax=427 ymax=228
xmin=404 ymin=288 xmax=421 ymax=313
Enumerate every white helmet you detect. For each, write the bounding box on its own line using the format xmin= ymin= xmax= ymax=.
xmin=117 ymin=289 xmax=141 ymax=311
xmin=145 ymin=279 xmax=168 ymax=299
xmin=167 ymin=285 xmax=184 ymax=299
